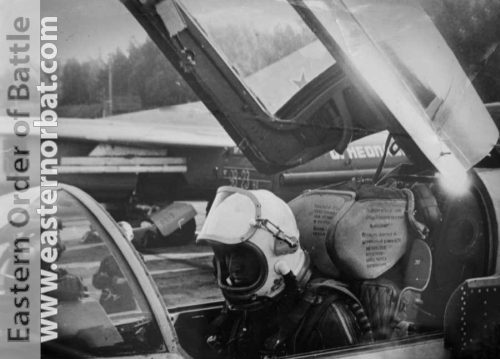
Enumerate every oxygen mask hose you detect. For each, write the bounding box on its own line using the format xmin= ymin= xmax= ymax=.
xmin=278 ymin=271 xmax=301 ymax=314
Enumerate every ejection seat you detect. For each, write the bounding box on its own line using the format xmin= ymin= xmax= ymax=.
xmin=289 ymin=182 xmax=434 ymax=340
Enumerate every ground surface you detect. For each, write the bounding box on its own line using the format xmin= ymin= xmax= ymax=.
xmin=143 ymin=201 xmax=222 ymax=308
xmin=58 ymin=201 xmax=223 ymax=309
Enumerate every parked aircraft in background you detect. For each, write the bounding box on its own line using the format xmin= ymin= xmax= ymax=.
xmin=55 ymin=109 xmax=407 ymax=209
xmin=0 ymin=34 xmax=409 ymax=244
xmin=51 ymin=34 xmax=410 ymax=218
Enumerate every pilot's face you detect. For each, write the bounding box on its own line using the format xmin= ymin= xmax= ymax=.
xmin=223 ymin=247 xmax=260 ymax=287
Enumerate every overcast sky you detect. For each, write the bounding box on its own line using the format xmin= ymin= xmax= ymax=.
xmin=40 ymin=0 xmax=148 ymax=62
xmin=40 ymin=0 xmax=299 ymax=63
xmin=0 ymin=0 xmax=301 ymax=106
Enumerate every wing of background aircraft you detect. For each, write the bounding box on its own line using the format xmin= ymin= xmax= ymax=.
xmin=57 ymin=102 xmax=235 ymax=148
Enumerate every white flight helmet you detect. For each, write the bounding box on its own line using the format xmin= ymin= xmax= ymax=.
xmin=197 ymin=187 xmax=311 ymax=309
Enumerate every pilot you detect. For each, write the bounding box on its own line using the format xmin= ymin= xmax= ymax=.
xmin=198 ymin=187 xmax=372 ymax=359
xmin=92 ymin=221 xmax=136 ymax=314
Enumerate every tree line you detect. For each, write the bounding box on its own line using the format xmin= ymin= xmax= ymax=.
xmin=57 ymin=22 xmax=315 ymax=118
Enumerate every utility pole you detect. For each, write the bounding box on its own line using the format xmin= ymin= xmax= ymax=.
xmin=108 ymin=57 xmax=113 ymax=116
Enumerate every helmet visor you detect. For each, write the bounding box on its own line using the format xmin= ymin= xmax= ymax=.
xmin=198 ymin=187 xmax=261 ymax=244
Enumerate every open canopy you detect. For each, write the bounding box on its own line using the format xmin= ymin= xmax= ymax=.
xmin=122 ymin=0 xmax=498 ymax=178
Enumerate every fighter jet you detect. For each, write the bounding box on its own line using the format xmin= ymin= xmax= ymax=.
xmin=3 ymin=1 xmax=497 ymax=358
xmin=115 ymin=0 xmax=499 ymax=358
